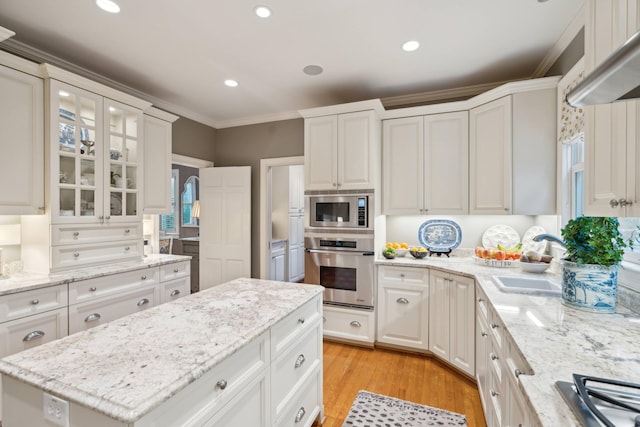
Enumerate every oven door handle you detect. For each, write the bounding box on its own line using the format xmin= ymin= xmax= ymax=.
xmin=305 ymin=249 xmax=375 ymax=256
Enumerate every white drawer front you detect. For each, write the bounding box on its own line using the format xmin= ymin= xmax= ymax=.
xmin=276 ymin=367 xmax=321 ymax=427
xmin=160 ymin=277 xmax=190 ymax=304
xmin=272 ymin=324 xmax=321 ymax=418
xmin=378 ymin=265 xmax=427 ymax=285
xmin=69 ymin=267 xmax=159 ymax=304
xmin=0 ymin=285 xmax=68 ymax=323
xmin=159 ymin=261 xmax=190 ymax=282
xmin=0 ymin=308 xmax=68 ymax=357
xmin=322 ymin=305 xmax=375 ymax=344
xmin=271 ymin=296 xmax=321 ymax=357
xmin=51 ymin=223 xmax=142 ymax=246
xmin=68 ymin=284 xmax=158 ymax=334
xmin=51 ymin=239 xmax=143 ymax=271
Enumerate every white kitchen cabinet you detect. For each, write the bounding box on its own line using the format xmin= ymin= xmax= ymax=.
xmin=429 ymin=270 xmax=475 ymax=376
xmin=376 ymin=265 xmax=429 ymax=351
xmin=270 ymin=240 xmax=286 ymax=281
xmin=304 ymin=110 xmax=380 ymax=191
xmin=142 ymin=108 xmax=178 ymax=214
xmin=583 ymin=0 xmax=640 ymax=216
xmin=469 ymin=83 xmax=557 ymax=215
xmin=322 ymin=304 xmax=375 ymax=346
xmin=0 ymin=56 xmax=44 ymax=215
xmin=288 ymin=164 xmax=304 ymax=214
xmin=288 ymin=214 xmax=304 ymax=282
xmin=383 ymin=111 xmax=468 ymax=215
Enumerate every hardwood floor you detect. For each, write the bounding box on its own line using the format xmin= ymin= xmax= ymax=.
xmin=321 ymin=340 xmax=487 ymax=427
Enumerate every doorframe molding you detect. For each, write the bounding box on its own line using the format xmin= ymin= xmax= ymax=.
xmin=259 ymin=156 xmax=304 ymax=280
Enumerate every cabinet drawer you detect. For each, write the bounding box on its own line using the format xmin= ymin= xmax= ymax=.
xmin=51 ymin=239 xmax=143 ymax=271
xmin=476 ymin=285 xmax=489 ymax=321
xmin=322 ymin=304 xmax=375 ymax=345
xmin=0 ymin=308 xmax=68 ymax=357
xmin=69 ymin=267 xmax=159 ymax=304
xmin=271 ymin=295 xmax=321 ymax=357
xmin=51 ymin=222 xmax=142 ymax=245
xmin=68 ymin=284 xmax=158 ymax=334
xmin=272 ymin=324 xmax=321 ymax=419
xmin=0 ymin=285 xmax=68 ymax=323
xmin=276 ymin=367 xmax=321 ymax=427
xmin=159 ymin=261 xmax=190 ymax=282
xmin=378 ymin=265 xmax=428 ymax=285
xmin=160 ymin=277 xmax=190 ymax=304
xmin=181 ymin=241 xmax=199 ymax=256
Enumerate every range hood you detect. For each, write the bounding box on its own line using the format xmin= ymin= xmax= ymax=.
xmin=567 ymin=28 xmax=640 ymax=107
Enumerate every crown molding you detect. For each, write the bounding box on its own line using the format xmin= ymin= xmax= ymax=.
xmin=0 ymin=26 xmax=15 ymax=43
xmin=381 ymin=80 xmax=507 ymax=109
xmin=298 ymin=99 xmax=385 ymax=118
xmin=214 ymin=110 xmax=302 ymax=129
xmin=531 ymin=4 xmax=585 ymax=78
xmin=144 ymin=106 xmax=179 ymax=123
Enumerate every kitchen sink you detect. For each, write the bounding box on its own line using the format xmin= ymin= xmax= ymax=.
xmin=492 ymin=275 xmax=562 ymax=296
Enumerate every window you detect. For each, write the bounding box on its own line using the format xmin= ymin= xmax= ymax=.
xmin=160 ymin=169 xmax=179 ymax=235
xmin=181 ymin=175 xmax=199 ymax=227
xmin=560 ymin=136 xmax=584 ymax=226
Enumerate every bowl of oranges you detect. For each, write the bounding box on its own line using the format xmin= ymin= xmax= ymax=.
xmin=385 ymin=242 xmax=409 ymax=257
xmin=409 ymin=246 xmax=428 ymax=259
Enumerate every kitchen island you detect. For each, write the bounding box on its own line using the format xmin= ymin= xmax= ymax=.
xmin=0 ymin=278 xmax=324 ymax=426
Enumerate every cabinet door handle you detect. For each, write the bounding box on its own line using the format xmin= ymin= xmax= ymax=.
xmin=137 ymin=298 xmax=150 ymax=307
xmin=609 ymin=199 xmax=619 ymax=208
xmin=481 ymin=332 xmax=488 ymax=337
xmin=23 ymin=330 xmax=45 ymax=342
xmin=99 ymin=216 xmax=104 ymax=220
xmin=396 ymin=297 xmax=409 ymax=304
xmin=170 ymin=289 xmax=181 ymax=297
xmin=125 ymin=247 xmax=130 ymax=251
xmin=490 ymin=353 xmax=499 ymax=361
xmin=491 ymin=323 xmax=499 ymax=329
xmin=85 ymin=313 xmax=101 ymax=323
xmin=514 ymin=368 xmax=524 ymax=377
xmin=90 ymin=286 xmax=97 ymax=292
xmin=350 ymin=321 xmax=361 ymax=328
xmin=294 ymin=354 xmax=306 ymax=369
xmin=298 ymin=317 xmax=305 ymax=324
xmin=490 ymin=390 xmax=500 ymax=397
xmin=216 ymin=379 xmax=228 ymax=390
xmin=73 ymin=252 xmax=80 ymax=258
xmin=174 ymin=268 xmax=179 ymax=273
xmin=478 ymin=298 xmax=485 ymax=303
xmin=141 ymin=275 xmax=147 ymax=280
xmin=125 ymin=229 xmax=130 ymax=233
xmin=73 ymin=231 xmax=80 ymax=238
xmin=294 ymin=407 xmax=306 ymax=423
xmin=31 ymin=299 xmax=39 ymax=305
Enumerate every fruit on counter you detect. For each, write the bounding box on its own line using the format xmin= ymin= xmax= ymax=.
xmin=386 ymin=242 xmax=409 ymax=249
xmin=474 ymin=246 xmax=521 ymax=260
xmin=382 ymin=247 xmax=396 ymax=259
xmin=410 ymin=246 xmax=427 ymax=252
xmin=497 ymin=243 xmax=522 ymax=253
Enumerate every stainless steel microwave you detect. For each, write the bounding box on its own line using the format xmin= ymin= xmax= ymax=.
xmin=308 ymin=193 xmax=372 ymax=230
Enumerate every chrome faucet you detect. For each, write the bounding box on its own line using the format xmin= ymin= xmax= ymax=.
xmin=532 ymin=233 xmax=566 ymax=248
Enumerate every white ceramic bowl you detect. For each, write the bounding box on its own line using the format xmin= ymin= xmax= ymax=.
xmin=395 ymin=248 xmax=409 ymax=257
xmin=518 ymin=261 xmax=550 ymax=274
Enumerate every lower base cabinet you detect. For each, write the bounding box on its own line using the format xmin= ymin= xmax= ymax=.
xmin=322 ymin=304 xmax=375 ymax=346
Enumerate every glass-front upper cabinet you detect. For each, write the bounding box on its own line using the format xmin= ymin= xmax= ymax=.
xmin=50 ymin=80 xmax=143 ymax=223
xmin=51 ymin=80 xmax=104 ymax=223
xmin=105 ymin=99 xmax=143 ymax=222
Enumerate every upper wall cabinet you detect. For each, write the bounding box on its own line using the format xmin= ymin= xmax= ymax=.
xmin=143 ymin=108 xmax=178 ymax=214
xmin=383 ymin=112 xmax=469 ymax=215
xmin=301 ymin=100 xmax=383 ymax=192
xmin=584 ymin=0 xmax=640 ymax=217
xmin=0 ymin=54 xmax=44 ymax=215
xmin=469 ymin=84 xmax=558 ymax=215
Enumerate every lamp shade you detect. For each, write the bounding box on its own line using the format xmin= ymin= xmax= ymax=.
xmin=0 ymin=224 xmax=20 ymax=245
xmin=191 ymin=200 xmax=200 ymax=219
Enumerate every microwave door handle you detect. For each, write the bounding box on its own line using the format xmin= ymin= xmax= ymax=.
xmin=305 ymin=249 xmax=372 ymax=256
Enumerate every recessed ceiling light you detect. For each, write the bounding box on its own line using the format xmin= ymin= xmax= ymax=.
xmin=224 ymin=79 xmax=239 ymax=87
xmin=255 ymin=5 xmax=271 ymax=18
xmin=58 ymin=90 xmax=70 ymax=97
xmin=402 ymin=41 xmax=420 ymax=52
xmin=96 ymin=0 xmax=120 ymax=13
xmin=303 ymin=65 xmax=323 ymax=76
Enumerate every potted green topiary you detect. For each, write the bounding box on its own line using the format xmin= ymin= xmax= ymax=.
xmin=560 ymin=216 xmax=631 ymax=313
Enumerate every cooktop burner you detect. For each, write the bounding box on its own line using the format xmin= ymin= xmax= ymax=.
xmin=556 ymin=374 xmax=640 ymax=427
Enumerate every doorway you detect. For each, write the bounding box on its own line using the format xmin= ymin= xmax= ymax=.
xmin=259 ymin=156 xmax=304 ymax=280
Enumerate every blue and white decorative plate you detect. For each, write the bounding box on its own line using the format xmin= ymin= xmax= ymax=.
xmin=418 ymin=219 xmax=462 ymax=251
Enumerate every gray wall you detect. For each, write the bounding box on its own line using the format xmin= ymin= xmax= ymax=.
xmin=214 ymin=118 xmax=304 ymax=277
xmin=172 ymin=117 xmax=216 ymax=162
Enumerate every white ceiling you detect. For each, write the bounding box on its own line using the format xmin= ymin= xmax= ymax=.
xmin=0 ymin=0 xmax=584 ymax=128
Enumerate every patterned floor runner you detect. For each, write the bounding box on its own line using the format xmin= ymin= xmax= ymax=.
xmin=342 ymin=390 xmax=468 ymax=426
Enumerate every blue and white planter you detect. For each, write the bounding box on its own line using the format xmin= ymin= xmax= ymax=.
xmin=561 ymin=260 xmax=618 ymax=313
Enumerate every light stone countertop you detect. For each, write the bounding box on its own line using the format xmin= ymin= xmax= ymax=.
xmin=376 ymin=255 xmax=640 ymax=427
xmin=0 ymin=278 xmax=323 ymax=423
xmin=0 ymin=254 xmax=191 ymax=296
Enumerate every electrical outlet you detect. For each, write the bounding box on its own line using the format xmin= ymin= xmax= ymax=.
xmin=43 ymin=392 xmax=69 ymax=427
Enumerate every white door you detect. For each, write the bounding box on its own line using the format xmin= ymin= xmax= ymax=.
xmin=199 ymin=166 xmax=251 ymax=290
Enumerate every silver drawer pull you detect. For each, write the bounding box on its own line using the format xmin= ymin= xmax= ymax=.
xmin=396 ymin=297 xmax=409 ymax=304
xmin=216 ymin=379 xmax=228 ymax=390
xmin=170 ymin=289 xmax=181 ymax=297
xmin=490 ymin=390 xmax=500 ymax=397
xmin=90 ymin=286 xmax=97 ymax=292
xmin=125 ymin=246 xmax=130 ymax=251
xmin=294 ymin=407 xmax=306 ymax=423
xmin=73 ymin=252 xmax=80 ymax=258
xmin=125 ymin=229 xmax=130 ymax=233
xmin=73 ymin=231 xmax=80 ymax=237
xmin=85 ymin=313 xmax=101 ymax=322
xmin=298 ymin=317 xmax=305 ymax=324
xmin=137 ymin=298 xmax=150 ymax=307
xmin=173 ymin=268 xmax=179 ymax=273
xmin=31 ymin=299 xmax=39 ymax=305
xmin=490 ymin=353 xmax=499 ymax=361
xmin=514 ymin=368 xmax=524 ymax=377
xmin=105 ymin=216 xmax=111 ymax=220
xmin=294 ymin=354 xmax=306 ymax=369
xmin=23 ymin=330 xmax=45 ymax=342
xmin=350 ymin=321 xmax=361 ymax=328
xmin=141 ymin=275 xmax=147 ymax=280
xmin=481 ymin=332 xmax=488 ymax=337
xmin=478 ymin=298 xmax=485 ymax=303
xmin=490 ymin=323 xmax=499 ymax=329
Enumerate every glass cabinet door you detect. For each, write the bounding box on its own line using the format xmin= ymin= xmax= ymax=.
xmin=52 ymin=80 xmax=104 ymax=223
xmin=105 ymin=99 xmax=142 ymax=221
